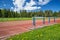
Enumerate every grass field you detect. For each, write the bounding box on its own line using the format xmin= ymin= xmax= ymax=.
xmin=0 ymin=18 xmax=32 ymax=22
xmin=0 ymin=17 xmax=45 ymax=22
xmin=6 ymin=24 xmax=60 ymax=40
xmin=0 ymin=17 xmax=60 ymax=22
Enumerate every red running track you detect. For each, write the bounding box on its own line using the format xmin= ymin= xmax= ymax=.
xmin=0 ymin=19 xmax=60 ymax=39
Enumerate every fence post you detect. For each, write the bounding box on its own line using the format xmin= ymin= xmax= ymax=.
xmin=48 ymin=17 xmax=50 ymax=24
xmin=43 ymin=17 xmax=45 ymax=24
xmin=54 ymin=17 xmax=56 ymax=23
xmin=32 ymin=17 xmax=35 ymax=26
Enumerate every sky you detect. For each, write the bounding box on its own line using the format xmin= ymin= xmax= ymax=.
xmin=0 ymin=0 xmax=60 ymax=12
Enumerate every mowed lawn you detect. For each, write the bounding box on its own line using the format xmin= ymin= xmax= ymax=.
xmin=0 ymin=17 xmax=60 ymax=22
xmin=6 ymin=24 xmax=60 ymax=40
xmin=0 ymin=17 xmax=44 ymax=22
xmin=0 ymin=18 xmax=32 ymax=22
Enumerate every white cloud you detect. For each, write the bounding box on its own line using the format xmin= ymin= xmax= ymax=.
xmin=12 ymin=0 xmax=26 ymax=11
xmin=39 ymin=0 xmax=50 ymax=5
xmin=12 ymin=0 xmax=50 ymax=12
xmin=24 ymin=6 xmax=41 ymax=10
xmin=23 ymin=0 xmax=41 ymax=10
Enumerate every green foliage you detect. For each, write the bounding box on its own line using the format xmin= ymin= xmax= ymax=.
xmin=44 ymin=10 xmax=53 ymax=17
xmin=6 ymin=24 xmax=60 ymax=40
xmin=0 ymin=9 xmax=60 ymax=18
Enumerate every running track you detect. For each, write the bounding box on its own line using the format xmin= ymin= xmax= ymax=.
xmin=0 ymin=18 xmax=60 ymax=39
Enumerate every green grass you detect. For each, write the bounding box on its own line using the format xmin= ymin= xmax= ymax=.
xmin=0 ymin=17 xmax=59 ymax=22
xmin=0 ymin=18 xmax=32 ymax=22
xmin=6 ymin=24 xmax=60 ymax=40
xmin=0 ymin=17 xmax=44 ymax=22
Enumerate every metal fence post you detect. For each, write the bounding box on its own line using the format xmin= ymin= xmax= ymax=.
xmin=48 ymin=17 xmax=50 ymax=24
xmin=32 ymin=17 xmax=35 ymax=26
xmin=54 ymin=17 xmax=56 ymax=23
xmin=43 ymin=17 xmax=45 ymax=24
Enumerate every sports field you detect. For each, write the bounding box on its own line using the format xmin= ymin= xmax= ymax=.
xmin=6 ymin=24 xmax=60 ymax=40
xmin=0 ymin=18 xmax=60 ymax=40
xmin=0 ymin=18 xmax=32 ymax=22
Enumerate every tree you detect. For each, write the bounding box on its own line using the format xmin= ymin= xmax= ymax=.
xmin=0 ymin=9 xmax=2 ymax=17
xmin=20 ymin=10 xmax=27 ymax=17
xmin=44 ymin=10 xmax=53 ymax=17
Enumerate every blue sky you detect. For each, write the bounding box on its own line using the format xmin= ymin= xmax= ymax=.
xmin=41 ymin=0 xmax=60 ymax=11
xmin=0 ymin=0 xmax=60 ymax=12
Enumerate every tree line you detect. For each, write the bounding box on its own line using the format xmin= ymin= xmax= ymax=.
xmin=0 ymin=9 xmax=60 ymax=18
